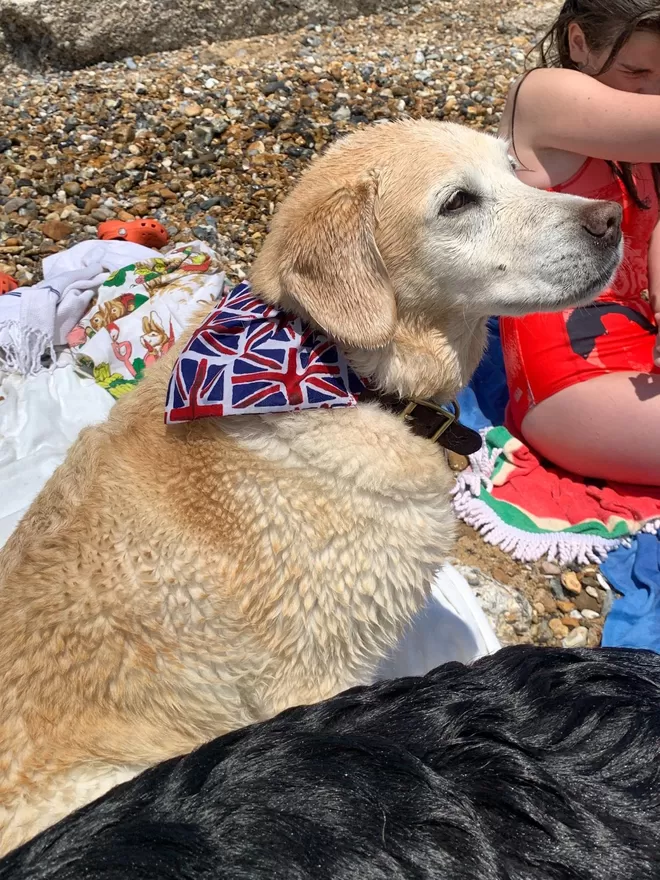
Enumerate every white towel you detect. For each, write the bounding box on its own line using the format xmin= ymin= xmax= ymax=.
xmin=0 ymin=352 xmax=114 ymax=546
xmin=0 ymin=240 xmax=159 ymax=376
xmin=375 ymin=565 xmax=501 ymax=680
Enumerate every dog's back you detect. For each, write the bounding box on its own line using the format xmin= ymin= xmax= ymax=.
xmin=2 ymin=645 xmax=659 ymax=880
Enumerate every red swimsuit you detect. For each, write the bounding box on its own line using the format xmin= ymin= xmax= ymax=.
xmin=500 ymin=159 xmax=660 ymax=435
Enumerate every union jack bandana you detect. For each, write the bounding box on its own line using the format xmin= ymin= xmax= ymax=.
xmin=164 ymin=281 xmax=364 ymax=424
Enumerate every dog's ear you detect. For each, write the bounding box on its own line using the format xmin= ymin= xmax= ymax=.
xmin=278 ymin=175 xmax=397 ymax=349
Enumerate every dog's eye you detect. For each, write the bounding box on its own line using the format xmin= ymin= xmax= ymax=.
xmin=441 ymin=191 xmax=477 ymax=214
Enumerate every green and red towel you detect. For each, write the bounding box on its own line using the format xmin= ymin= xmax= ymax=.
xmin=452 ymin=425 xmax=660 ymax=565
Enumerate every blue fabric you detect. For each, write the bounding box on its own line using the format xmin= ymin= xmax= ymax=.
xmin=456 ymin=318 xmax=508 ymax=432
xmin=601 ymin=533 xmax=660 ymax=653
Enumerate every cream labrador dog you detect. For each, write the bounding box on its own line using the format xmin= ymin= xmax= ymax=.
xmin=0 ymin=120 xmax=621 ymax=854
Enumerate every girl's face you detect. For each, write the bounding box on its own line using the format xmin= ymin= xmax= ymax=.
xmin=569 ymin=24 xmax=660 ymax=94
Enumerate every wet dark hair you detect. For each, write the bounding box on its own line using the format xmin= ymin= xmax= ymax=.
xmin=523 ymin=0 xmax=660 ymax=207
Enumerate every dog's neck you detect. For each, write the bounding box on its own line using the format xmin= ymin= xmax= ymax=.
xmin=346 ymin=314 xmax=489 ymax=403
xmin=249 ymin=270 xmax=489 ymax=403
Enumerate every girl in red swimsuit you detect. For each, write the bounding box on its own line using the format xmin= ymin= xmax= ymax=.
xmin=499 ymin=0 xmax=660 ymax=486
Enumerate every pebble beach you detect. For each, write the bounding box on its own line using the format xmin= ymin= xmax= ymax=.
xmin=0 ymin=0 xmax=547 ymax=283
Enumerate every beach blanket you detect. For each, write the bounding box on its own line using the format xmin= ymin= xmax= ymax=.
xmin=453 ymin=319 xmax=660 ymax=565
xmin=68 ymin=241 xmax=226 ymax=398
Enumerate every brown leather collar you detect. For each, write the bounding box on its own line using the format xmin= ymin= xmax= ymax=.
xmin=359 ymin=390 xmax=482 ymax=456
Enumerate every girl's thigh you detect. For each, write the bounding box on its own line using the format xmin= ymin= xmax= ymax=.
xmin=521 ymin=371 xmax=660 ymax=486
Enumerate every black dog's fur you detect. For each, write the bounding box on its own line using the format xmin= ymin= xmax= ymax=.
xmin=3 ymin=646 xmax=660 ymax=879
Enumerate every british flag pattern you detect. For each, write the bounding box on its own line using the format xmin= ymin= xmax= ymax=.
xmin=165 ymin=281 xmax=365 ymax=424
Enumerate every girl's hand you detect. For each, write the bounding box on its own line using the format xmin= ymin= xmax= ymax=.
xmin=654 ymin=314 xmax=660 ymax=368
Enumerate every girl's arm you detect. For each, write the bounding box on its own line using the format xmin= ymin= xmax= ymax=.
xmin=516 ymin=69 xmax=660 ymax=164
xmin=648 ymin=219 xmax=660 ymax=312
xmin=647 ymin=220 xmax=660 ymax=366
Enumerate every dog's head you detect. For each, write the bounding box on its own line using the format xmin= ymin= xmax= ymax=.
xmin=251 ymin=120 xmax=622 ymax=398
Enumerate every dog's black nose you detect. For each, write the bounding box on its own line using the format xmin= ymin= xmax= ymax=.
xmin=581 ymin=201 xmax=623 ymax=247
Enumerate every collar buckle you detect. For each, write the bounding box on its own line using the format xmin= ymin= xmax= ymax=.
xmin=399 ymin=398 xmax=461 ymax=443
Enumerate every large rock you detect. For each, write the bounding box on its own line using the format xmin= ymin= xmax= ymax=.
xmin=0 ymin=27 xmax=9 ymax=69
xmin=498 ymin=2 xmax=560 ymax=39
xmin=0 ymin=0 xmax=410 ymax=70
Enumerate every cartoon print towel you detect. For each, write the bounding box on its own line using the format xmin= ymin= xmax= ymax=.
xmin=69 ymin=241 xmax=226 ymax=398
xmin=0 ymin=240 xmax=158 ymax=376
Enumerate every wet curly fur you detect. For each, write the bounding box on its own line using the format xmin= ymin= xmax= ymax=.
xmin=3 ymin=645 xmax=660 ymax=879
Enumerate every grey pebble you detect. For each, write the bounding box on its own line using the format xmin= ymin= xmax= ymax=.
xmin=3 ymin=198 xmax=28 ymax=214
xmin=331 ymin=106 xmax=351 ymax=121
